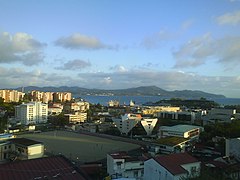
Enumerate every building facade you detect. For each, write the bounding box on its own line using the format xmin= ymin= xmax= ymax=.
xmin=144 ymin=153 xmax=201 ymax=180
xmin=15 ymin=102 xmax=48 ymax=125
xmin=159 ymin=125 xmax=203 ymax=140
xmin=107 ymin=151 xmax=144 ymax=179
xmin=0 ymin=90 xmax=25 ymax=102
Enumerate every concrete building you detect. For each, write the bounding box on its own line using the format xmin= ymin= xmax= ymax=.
xmin=108 ymin=100 xmax=120 ymax=107
xmin=63 ymin=101 xmax=90 ymax=113
xmin=113 ymin=114 xmax=142 ymax=135
xmin=9 ymin=138 xmax=44 ymax=160
xmin=64 ymin=113 xmax=87 ymax=123
xmin=0 ymin=141 xmax=11 ymax=162
xmin=48 ymin=106 xmax=63 ymax=116
xmin=0 ymin=89 xmax=25 ymax=102
xmin=158 ymin=111 xmax=196 ymax=124
xmin=142 ymin=106 xmax=180 ymax=116
xmin=42 ymin=92 xmax=54 ymax=103
xmin=144 ymin=153 xmax=201 ymax=180
xmin=149 ymin=136 xmax=190 ymax=155
xmin=226 ymin=137 xmax=240 ymax=161
xmin=113 ymin=114 xmax=158 ymax=136
xmin=15 ymin=102 xmax=48 ymax=125
xmin=202 ymin=108 xmax=236 ymax=124
xmin=140 ymin=118 xmax=158 ymax=136
xmin=53 ymin=92 xmax=71 ymax=102
xmin=159 ymin=125 xmax=203 ymax=140
xmin=107 ymin=151 xmax=144 ymax=179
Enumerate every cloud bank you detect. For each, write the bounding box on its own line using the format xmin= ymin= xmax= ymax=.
xmin=55 ymin=33 xmax=118 ymax=50
xmin=0 ymin=32 xmax=46 ymax=66
xmin=173 ymin=33 xmax=240 ymax=68
xmin=56 ymin=59 xmax=91 ymax=70
xmin=217 ymin=10 xmax=240 ymax=25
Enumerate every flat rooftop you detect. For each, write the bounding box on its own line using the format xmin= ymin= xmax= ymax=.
xmin=154 ymin=136 xmax=189 ymax=146
xmin=161 ymin=125 xmax=203 ymax=133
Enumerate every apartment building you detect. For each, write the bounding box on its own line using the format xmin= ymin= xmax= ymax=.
xmin=53 ymin=92 xmax=71 ymax=102
xmin=63 ymin=101 xmax=90 ymax=113
xmin=0 ymin=90 xmax=25 ymax=102
xmin=15 ymin=102 xmax=48 ymax=125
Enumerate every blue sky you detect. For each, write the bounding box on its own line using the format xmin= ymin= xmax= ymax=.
xmin=0 ymin=0 xmax=240 ymax=97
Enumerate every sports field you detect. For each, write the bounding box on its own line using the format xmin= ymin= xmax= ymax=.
xmin=19 ymin=131 xmax=139 ymax=162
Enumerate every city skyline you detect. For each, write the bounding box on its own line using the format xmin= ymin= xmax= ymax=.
xmin=0 ymin=0 xmax=240 ymax=97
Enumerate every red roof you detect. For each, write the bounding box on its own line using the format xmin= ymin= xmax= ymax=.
xmin=154 ymin=153 xmax=200 ymax=175
xmin=0 ymin=156 xmax=87 ymax=180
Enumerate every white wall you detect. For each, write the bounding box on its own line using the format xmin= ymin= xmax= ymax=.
xmin=141 ymin=118 xmax=158 ymax=136
xmin=144 ymin=158 xmax=175 ymax=180
xmin=226 ymin=138 xmax=240 ymax=161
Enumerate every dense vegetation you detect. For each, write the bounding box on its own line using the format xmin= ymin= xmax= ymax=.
xmin=156 ymin=98 xmax=219 ymax=109
xmin=200 ymin=120 xmax=240 ymax=142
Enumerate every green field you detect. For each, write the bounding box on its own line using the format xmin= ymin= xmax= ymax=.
xmin=19 ymin=131 xmax=139 ymax=162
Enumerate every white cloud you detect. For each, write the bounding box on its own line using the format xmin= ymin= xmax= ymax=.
xmin=56 ymin=59 xmax=91 ymax=70
xmin=0 ymin=32 xmax=46 ymax=66
xmin=216 ymin=10 xmax=240 ymax=25
xmin=55 ymin=33 xmax=118 ymax=50
xmin=110 ymin=65 xmax=128 ymax=73
xmin=173 ymin=33 xmax=240 ymax=68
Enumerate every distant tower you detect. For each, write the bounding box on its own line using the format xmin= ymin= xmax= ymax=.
xmin=22 ymin=87 xmax=24 ymax=93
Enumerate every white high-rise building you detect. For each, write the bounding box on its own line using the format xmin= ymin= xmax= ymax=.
xmin=15 ymin=102 xmax=48 ymax=125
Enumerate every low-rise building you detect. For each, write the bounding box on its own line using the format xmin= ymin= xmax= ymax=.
xmin=157 ymin=111 xmax=196 ymax=124
xmin=202 ymin=108 xmax=236 ymax=124
xmin=149 ymin=136 xmax=190 ymax=155
xmin=0 ymin=141 xmax=11 ymax=162
xmin=63 ymin=101 xmax=89 ymax=113
xmin=159 ymin=124 xmax=203 ymax=141
xmin=226 ymin=137 xmax=240 ymax=161
xmin=64 ymin=113 xmax=87 ymax=124
xmin=107 ymin=151 xmax=144 ymax=179
xmin=144 ymin=153 xmax=201 ymax=180
xmin=142 ymin=106 xmax=180 ymax=116
xmin=9 ymin=138 xmax=44 ymax=160
xmin=108 ymin=100 xmax=120 ymax=107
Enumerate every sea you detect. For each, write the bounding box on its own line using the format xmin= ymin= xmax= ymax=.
xmin=73 ymin=95 xmax=240 ymax=106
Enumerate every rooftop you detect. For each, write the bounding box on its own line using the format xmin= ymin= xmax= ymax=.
xmin=154 ymin=152 xmax=199 ymax=175
xmin=154 ymin=136 xmax=189 ymax=146
xmin=109 ymin=151 xmax=141 ymax=162
xmin=0 ymin=155 xmax=87 ymax=180
xmin=161 ymin=125 xmax=202 ymax=133
xmin=9 ymin=138 xmax=42 ymax=146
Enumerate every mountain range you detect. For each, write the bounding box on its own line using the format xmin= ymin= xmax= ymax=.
xmin=15 ymin=86 xmax=225 ymax=99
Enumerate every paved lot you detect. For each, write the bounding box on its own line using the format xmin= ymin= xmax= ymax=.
xmin=19 ymin=131 xmax=139 ymax=162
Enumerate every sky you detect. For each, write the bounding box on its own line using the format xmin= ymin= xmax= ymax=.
xmin=0 ymin=0 xmax=240 ymax=98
